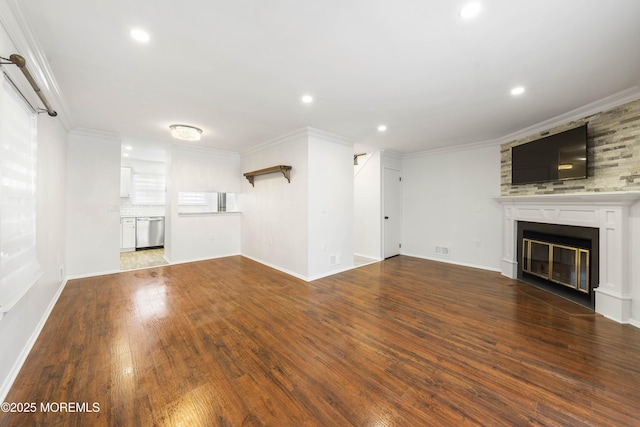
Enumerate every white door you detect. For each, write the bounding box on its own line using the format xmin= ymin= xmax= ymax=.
xmin=384 ymin=168 xmax=402 ymax=258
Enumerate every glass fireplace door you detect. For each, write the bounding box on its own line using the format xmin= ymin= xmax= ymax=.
xmin=522 ymin=238 xmax=590 ymax=294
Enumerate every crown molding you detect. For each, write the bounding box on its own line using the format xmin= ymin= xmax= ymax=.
xmin=402 ymin=85 xmax=640 ymax=159
xmin=241 ymin=128 xmax=311 ymax=157
xmin=496 ymin=85 xmax=640 ymax=146
xmin=307 ymin=127 xmax=354 ymax=147
xmin=68 ymin=128 xmax=121 ymax=143
xmin=380 ymin=149 xmax=403 ymax=160
xmin=403 ymin=138 xmax=500 ymax=159
xmin=0 ymin=0 xmax=72 ymax=130
xmin=242 ymin=127 xmax=355 ymax=158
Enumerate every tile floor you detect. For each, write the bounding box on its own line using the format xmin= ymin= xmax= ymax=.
xmin=120 ymin=248 xmax=168 ymax=271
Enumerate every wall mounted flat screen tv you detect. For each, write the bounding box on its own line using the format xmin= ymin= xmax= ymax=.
xmin=511 ymin=124 xmax=588 ymax=185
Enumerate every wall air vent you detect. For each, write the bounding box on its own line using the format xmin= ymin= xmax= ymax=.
xmin=435 ymin=246 xmax=450 ymax=255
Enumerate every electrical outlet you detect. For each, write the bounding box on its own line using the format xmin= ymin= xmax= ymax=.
xmin=475 ymin=240 xmax=481 ymax=247
xmin=59 ymin=266 xmax=64 ymax=283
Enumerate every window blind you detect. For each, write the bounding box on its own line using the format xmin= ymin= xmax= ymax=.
xmin=0 ymin=75 xmax=41 ymax=317
xmin=132 ymin=173 xmax=166 ymax=205
xmin=178 ymin=191 xmax=208 ymax=206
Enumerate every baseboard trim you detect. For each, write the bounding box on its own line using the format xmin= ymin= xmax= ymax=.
xmin=307 ymin=264 xmax=357 ymax=282
xmin=400 ymin=253 xmax=501 ymax=273
xmin=240 ymin=255 xmax=365 ymax=282
xmin=240 ymin=255 xmax=309 ymax=282
xmin=66 ymin=269 xmax=121 ymax=281
xmin=354 ymin=253 xmax=382 ymax=261
xmin=0 ymin=278 xmax=68 ymax=402
xmin=168 ymin=253 xmax=241 ymax=266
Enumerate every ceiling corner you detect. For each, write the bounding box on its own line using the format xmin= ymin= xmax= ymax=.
xmin=0 ymin=0 xmax=73 ymax=131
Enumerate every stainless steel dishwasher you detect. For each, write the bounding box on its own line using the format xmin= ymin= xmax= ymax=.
xmin=136 ymin=217 xmax=165 ymax=249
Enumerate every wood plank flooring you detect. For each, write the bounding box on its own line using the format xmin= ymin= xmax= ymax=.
xmin=2 ymin=255 xmax=640 ymax=426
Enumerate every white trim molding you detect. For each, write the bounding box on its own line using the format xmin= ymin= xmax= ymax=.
xmin=496 ymin=192 xmax=640 ymax=324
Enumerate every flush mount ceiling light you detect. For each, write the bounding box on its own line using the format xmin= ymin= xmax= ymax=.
xmin=460 ymin=2 xmax=481 ymax=19
xmin=301 ymin=94 xmax=313 ymax=104
xmin=511 ymin=86 xmax=526 ymax=96
xmin=170 ymin=124 xmax=203 ymax=141
xmin=130 ymin=28 xmax=150 ymax=43
xmin=377 ymin=125 xmax=387 ymax=132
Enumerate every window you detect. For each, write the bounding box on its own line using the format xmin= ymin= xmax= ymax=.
xmin=132 ymin=173 xmax=165 ymax=205
xmin=0 ymin=74 xmax=41 ymax=317
xmin=177 ymin=192 xmax=239 ymax=214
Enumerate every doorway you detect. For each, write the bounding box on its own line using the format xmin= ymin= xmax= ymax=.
xmin=120 ymin=142 xmax=168 ymax=271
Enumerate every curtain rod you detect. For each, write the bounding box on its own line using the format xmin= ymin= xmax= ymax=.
xmin=1 ymin=54 xmax=57 ymax=117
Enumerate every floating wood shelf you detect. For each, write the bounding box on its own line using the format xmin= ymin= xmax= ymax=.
xmin=243 ymin=165 xmax=292 ymax=187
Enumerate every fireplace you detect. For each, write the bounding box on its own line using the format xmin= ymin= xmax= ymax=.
xmin=496 ymin=192 xmax=640 ymax=324
xmin=516 ymin=222 xmax=598 ymax=309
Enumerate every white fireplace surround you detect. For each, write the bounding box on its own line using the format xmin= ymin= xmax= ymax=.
xmin=496 ymin=192 xmax=640 ymax=324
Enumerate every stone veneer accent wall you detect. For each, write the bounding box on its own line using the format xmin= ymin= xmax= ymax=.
xmin=501 ymin=98 xmax=640 ymax=196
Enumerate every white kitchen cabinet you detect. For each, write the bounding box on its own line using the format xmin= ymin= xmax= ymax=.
xmin=120 ymin=217 xmax=136 ymax=252
xmin=120 ymin=167 xmax=132 ymax=198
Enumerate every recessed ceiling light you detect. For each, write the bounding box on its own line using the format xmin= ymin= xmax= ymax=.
xmin=124 ymin=145 xmax=133 ymax=150
xmin=378 ymin=125 xmax=387 ymax=132
xmin=301 ymin=95 xmax=313 ymax=104
xmin=511 ymin=86 xmax=525 ymax=96
xmin=130 ymin=28 xmax=150 ymax=43
xmin=122 ymin=153 xmax=130 ymax=158
xmin=460 ymin=2 xmax=481 ymax=19
xmin=170 ymin=124 xmax=203 ymax=141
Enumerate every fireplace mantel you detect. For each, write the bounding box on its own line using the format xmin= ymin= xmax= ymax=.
xmin=496 ymin=191 xmax=640 ymax=206
xmin=495 ymin=191 xmax=640 ymax=324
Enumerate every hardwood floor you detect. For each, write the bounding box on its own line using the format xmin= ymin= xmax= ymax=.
xmin=2 ymin=255 xmax=640 ymax=426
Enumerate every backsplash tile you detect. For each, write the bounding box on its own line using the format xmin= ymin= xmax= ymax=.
xmin=120 ymin=198 xmax=165 ymax=217
xmin=501 ymin=98 xmax=640 ymax=196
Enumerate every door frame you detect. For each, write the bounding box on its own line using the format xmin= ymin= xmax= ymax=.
xmin=383 ymin=167 xmax=402 ymax=258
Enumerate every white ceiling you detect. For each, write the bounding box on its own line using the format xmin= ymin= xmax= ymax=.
xmin=16 ymin=0 xmax=640 ymax=155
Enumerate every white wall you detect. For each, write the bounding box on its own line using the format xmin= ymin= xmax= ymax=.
xmin=65 ymin=129 xmax=121 ymax=277
xmin=401 ymin=144 xmax=502 ymax=271
xmin=354 ymin=152 xmax=382 ymax=259
xmin=382 ymin=151 xmax=402 ymax=170
xmin=121 ymin=158 xmax=165 ymax=174
xmin=241 ymin=128 xmax=356 ymax=280
xmin=308 ymin=132 xmax=354 ymax=278
xmin=0 ymin=106 xmax=68 ymax=399
xmin=240 ymin=130 xmax=309 ymax=278
xmin=166 ymin=145 xmax=241 ymax=264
